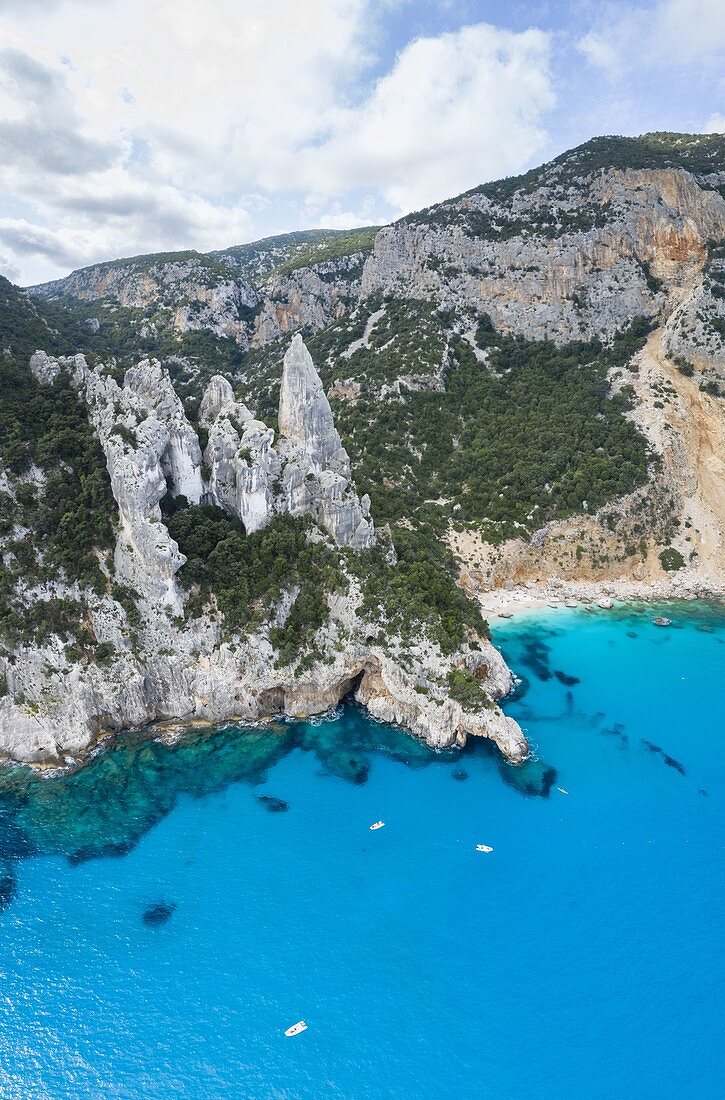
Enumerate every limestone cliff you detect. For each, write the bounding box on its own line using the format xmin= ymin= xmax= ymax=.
xmin=199 ymin=375 xmax=279 ymax=533
xmin=5 ymin=132 xmax=725 ymax=770
xmin=361 ymin=166 xmax=725 ymax=347
xmin=0 ymin=339 xmax=519 ymax=769
xmin=277 ymin=335 xmax=375 ymax=549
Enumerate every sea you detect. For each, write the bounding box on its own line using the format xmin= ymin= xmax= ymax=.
xmin=0 ymin=601 xmax=722 ymax=1099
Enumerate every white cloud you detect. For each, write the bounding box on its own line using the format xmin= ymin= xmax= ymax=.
xmin=578 ymin=0 xmax=725 ymax=74
xmin=703 ymin=114 xmax=725 ymax=134
xmin=0 ymin=2 xmax=555 ymax=281
xmin=300 ymin=23 xmax=553 ymax=213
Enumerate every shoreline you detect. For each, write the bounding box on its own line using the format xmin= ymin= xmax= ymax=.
xmin=477 ymin=576 xmax=724 ymax=621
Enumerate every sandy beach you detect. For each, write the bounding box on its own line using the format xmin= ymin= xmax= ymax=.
xmin=476 ymin=573 xmax=724 ymax=620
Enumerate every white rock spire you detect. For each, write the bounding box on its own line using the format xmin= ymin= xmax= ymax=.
xmin=277 ymin=334 xmax=375 ymax=549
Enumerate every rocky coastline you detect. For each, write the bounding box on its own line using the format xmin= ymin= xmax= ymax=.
xmin=0 ymin=337 xmax=527 ymax=772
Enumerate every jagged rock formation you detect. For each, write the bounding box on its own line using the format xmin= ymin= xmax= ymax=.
xmin=1 ymin=337 xmax=523 ymax=769
xmin=4 ymin=132 xmax=725 ymax=772
xmin=277 ymin=335 xmax=375 ymax=548
xmin=199 ymin=375 xmax=279 ymax=533
xmin=30 ymin=351 xmax=204 ymax=609
xmin=197 ymin=335 xmax=374 ymax=547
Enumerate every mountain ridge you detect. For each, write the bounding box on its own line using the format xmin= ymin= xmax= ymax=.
xmin=0 ymin=130 xmax=723 ymax=770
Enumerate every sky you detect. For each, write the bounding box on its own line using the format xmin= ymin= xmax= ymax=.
xmin=0 ymin=0 xmax=723 ymax=285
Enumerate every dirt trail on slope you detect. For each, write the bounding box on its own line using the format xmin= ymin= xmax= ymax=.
xmin=635 ymin=324 xmax=724 ymax=580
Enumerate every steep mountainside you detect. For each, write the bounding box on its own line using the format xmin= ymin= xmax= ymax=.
xmin=2 ymin=132 xmax=724 ymax=768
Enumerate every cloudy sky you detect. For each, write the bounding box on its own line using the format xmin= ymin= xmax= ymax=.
xmin=0 ymin=0 xmax=723 ymax=284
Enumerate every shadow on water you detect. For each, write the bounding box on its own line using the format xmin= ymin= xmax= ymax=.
xmin=0 ymin=702 xmax=559 ymax=910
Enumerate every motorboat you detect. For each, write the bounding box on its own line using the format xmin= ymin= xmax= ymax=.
xmin=475 ymin=844 xmax=494 ymax=853
xmin=369 ymin=820 xmax=385 ymax=831
xmin=285 ymin=1021 xmax=308 ymax=1037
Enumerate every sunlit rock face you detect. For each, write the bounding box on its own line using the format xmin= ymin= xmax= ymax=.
xmin=199 ymin=334 xmax=375 ymax=549
xmin=29 ymin=352 xmax=203 ymax=610
xmin=277 ymin=334 xmax=375 ymax=549
xmin=199 ymin=374 xmax=279 ymax=534
xmin=362 ymin=167 xmax=725 ymax=345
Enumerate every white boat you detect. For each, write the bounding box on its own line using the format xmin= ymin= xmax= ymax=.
xmin=557 ymin=787 xmax=569 ymax=794
xmin=475 ymin=844 xmax=494 ymax=853
xmin=369 ymin=820 xmax=385 ymax=831
xmin=653 ymin=617 xmax=671 ymax=627
xmin=285 ymin=1021 xmax=308 ymax=1037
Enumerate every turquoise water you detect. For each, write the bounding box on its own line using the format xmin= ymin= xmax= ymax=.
xmin=0 ymin=601 xmax=723 ymax=1098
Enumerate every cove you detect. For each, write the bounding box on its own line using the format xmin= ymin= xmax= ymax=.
xmin=0 ymin=600 xmax=722 ymax=1099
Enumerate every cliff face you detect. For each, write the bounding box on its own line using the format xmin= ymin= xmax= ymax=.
xmin=362 ymin=167 xmax=725 ymax=349
xmin=0 ymin=337 xmax=520 ymax=768
xmin=29 ymin=232 xmax=374 ymax=355
xmin=4 ymin=132 xmax=725 ymax=769
xmin=277 ymin=335 xmax=375 ymax=549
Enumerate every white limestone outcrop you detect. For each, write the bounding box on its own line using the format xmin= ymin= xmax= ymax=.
xmin=0 ymin=580 xmax=527 ymax=768
xmin=199 ymin=335 xmax=375 ymax=548
xmin=200 ymin=374 xmax=280 ymax=533
xmin=277 ymin=334 xmax=375 ymax=549
xmin=29 ymin=351 xmax=203 ymax=610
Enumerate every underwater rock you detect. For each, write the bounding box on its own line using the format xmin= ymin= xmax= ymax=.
xmin=498 ymin=758 xmax=557 ymax=798
xmin=627 ymin=631 xmax=638 ymax=639
xmin=602 ymin=722 xmax=628 ymax=744
xmin=554 ymin=671 xmax=581 ymax=686
xmin=507 ymin=675 xmax=530 ymax=703
xmin=0 ymin=859 xmax=17 ymax=911
xmin=142 ymin=901 xmax=177 ymax=927
xmin=451 ymin=769 xmax=469 ymax=782
xmin=257 ymin=796 xmax=289 ymax=812
xmin=68 ymin=840 xmax=134 ymax=866
xmin=325 ymin=753 xmax=370 ymax=785
xmin=641 ymin=740 xmax=686 ymax=776
xmin=518 ymin=634 xmax=553 ymax=681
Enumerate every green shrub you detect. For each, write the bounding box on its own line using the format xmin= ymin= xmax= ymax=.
xmin=447 ymin=668 xmax=493 ymax=711
xmin=659 ymin=547 xmax=685 ymax=571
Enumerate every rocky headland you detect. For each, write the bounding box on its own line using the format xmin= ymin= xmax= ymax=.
xmin=2 ymin=132 xmax=724 ymax=774
xmin=0 ymin=336 xmax=524 ymax=769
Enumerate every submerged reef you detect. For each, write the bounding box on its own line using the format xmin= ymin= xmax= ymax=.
xmin=0 ymin=703 xmax=556 ymax=911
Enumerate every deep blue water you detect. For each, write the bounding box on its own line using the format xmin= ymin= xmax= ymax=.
xmin=0 ymin=601 xmax=723 ymax=1099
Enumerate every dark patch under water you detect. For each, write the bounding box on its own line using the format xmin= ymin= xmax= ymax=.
xmin=142 ymin=901 xmax=177 ymax=927
xmin=451 ymin=769 xmax=469 ymax=782
xmin=602 ymin=722 xmax=628 ymax=746
xmin=554 ymin=670 xmax=581 ymax=686
xmin=257 ymin=796 xmax=288 ymax=813
xmin=497 ymin=757 xmax=558 ymax=799
xmin=517 ymin=633 xmax=554 ymax=681
xmin=0 ymin=861 xmax=17 ymax=912
xmin=506 ymin=675 xmax=530 ymax=703
xmin=0 ymin=700 xmax=561 ymax=912
xmin=641 ymin=740 xmax=687 ymax=776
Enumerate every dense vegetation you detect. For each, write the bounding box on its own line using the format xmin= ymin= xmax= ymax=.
xmin=252 ymin=300 xmax=651 ymax=542
xmin=0 ymin=380 xmax=114 ymax=646
xmin=350 ymin=526 xmax=489 ymax=653
xmin=164 ymin=501 xmax=488 ymax=659
xmin=260 ymin=226 xmax=379 ymax=280
xmin=164 ymin=506 xmax=345 ymax=666
xmin=212 ymin=227 xmax=380 ymax=281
